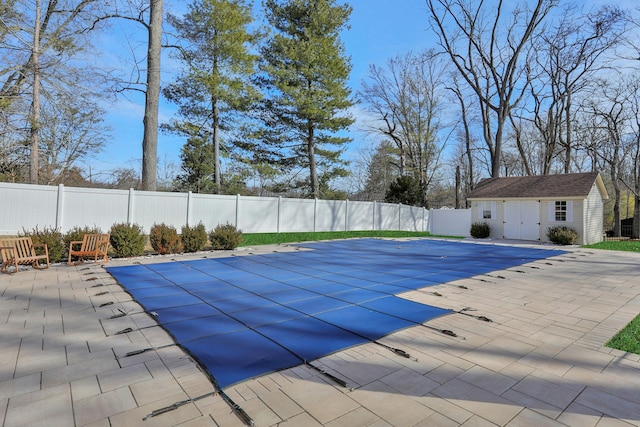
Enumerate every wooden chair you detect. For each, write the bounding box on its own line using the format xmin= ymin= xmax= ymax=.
xmin=0 ymin=237 xmax=50 ymax=274
xmin=68 ymin=233 xmax=110 ymax=265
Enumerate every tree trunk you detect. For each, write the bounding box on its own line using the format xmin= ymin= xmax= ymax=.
xmin=307 ymin=124 xmax=318 ymax=198
xmin=213 ymin=100 xmax=221 ymax=194
xmin=612 ymin=178 xmax=621 ymax=237
xmin=29 ymin=0 xmax=41 ymax=185
xmin=455 ymin=165 xmax=462 ymax=209
xmin=563 ymin=91 xmax=572 ymax=173
xmin=633 ymin=194 xmax=640 ymax=239
xmin=141 ymin=0 xmax=162 ymax=191
xmin=492 ymin=117 xmax=504 ymax=178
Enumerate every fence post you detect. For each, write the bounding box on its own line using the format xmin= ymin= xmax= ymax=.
xmin=423 ymin=207 xmax=427 ymax=232
xmin=313 ymin=198 xmax=318 ymax=232
xmin=56 ymin=184 xmax=64 ymax=231
xmin=127 ymin=188 xmax=135 ymax=225
xmin=277 ymin=196 xmax=281 ymax=233
xmin=372 ymin=201 xmax=376 ymax=231
xmin=186 ymin=191 xmax=193 ymax=226
xmin=344 ymin=199 xmax=348 ymax=232
xmin=236 ymin=194 xmax=240 ymax=228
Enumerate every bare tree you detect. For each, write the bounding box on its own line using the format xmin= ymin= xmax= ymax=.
xmin=358 ymin=50 xmax=447 ymax=198
xmin=448 ymin=72 xmax=478 ymax=190
xmin=1 ymin=0 xmax=106 ymax=184
xmin=619 ymin=74 xmax=640 ymax=238
xmin=582 ymin=77 xmax=634 ymax=237
xmin=427 ymin=0 xmax=556 ymax=177
xmin=38 ymin=93 xmax=108 ymax=185
xmin=526 ymin=4 xmax=625 ymax=174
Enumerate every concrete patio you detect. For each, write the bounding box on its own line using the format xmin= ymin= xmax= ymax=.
xmin=1 ymin=239 xmax=640 ymax=426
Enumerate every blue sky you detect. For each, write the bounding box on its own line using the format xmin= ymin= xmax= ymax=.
xmin=93 ymin=0 xmax=435 ymax=179
xmin=92 ymin=0 xmax=625 ymax=182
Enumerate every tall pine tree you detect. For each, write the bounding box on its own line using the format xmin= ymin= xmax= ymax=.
xmin=163 ymin=0 xmax=260 ymax=194
xmin=260 ymin=0 xmax=354 ymax=198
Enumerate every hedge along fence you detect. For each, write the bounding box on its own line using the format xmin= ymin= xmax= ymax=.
xmin=0 ymin=183 xmax=470 ymax=236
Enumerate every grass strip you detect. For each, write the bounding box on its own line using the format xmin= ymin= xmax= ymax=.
xmin=607 ymin=314 xmax=640 ymax=355
xmin=239 ymin=230 xmax=434 ymax=246
xmin=582 ymin=241 xmax=640 ymax=252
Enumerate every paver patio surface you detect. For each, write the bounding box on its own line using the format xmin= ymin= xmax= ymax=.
xmin=1 ymin=238 xmax=640 ymax=426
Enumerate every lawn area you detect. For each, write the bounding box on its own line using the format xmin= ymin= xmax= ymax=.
xmin=607 ymin=314 xmax=640 ymax=355
xmin=239 ymin=230 xmax=435 ymax=246
xmin=583 ymin=240 xmax=640 ymax=355
xmin=582 ymin=240 xmax=640 ymax=252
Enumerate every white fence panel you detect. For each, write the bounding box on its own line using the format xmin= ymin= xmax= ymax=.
xmin=190 ymin=194 xmax=237 ymax=230
xmin=62 ymin=187 xmax=129 ymax=232
xmin=1 ymin=182 xmax=476 ymax=237
xmin=278 ymin=198 xmax=315 ymax=232
xmin=238 ymin=196 xmax=279 ymax=233
xmin=132 ymin=191 xmax=189 ymax=232
xmin=376 ymin=203 xmax=399 ymax=230
xmin=347 ymin=201 xmax=373 ymax=231
xmin=400 ymin=205 xmax=426 ymax=232
xmin=0 ymin=183 xmax=58 ymax=234
xmin=316 ymin=199 xmax=347 ymax=232
xmin=430 ymin=208 xmax=471 ymax=237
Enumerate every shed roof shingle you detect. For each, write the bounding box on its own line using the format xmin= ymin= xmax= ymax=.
xmin=467 ymin=172 xmax=602 ymax=199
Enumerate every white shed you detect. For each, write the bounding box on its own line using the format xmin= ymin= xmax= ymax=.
xmin=467 ymin=172 xmax=609 ymax=245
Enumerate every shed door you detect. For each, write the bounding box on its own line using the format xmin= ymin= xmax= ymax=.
xmin=504 ymin=201 xmax=540 ymax=240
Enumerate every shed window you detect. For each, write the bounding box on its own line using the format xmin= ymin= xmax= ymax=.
xmin=555 ymin=201 xmax=567 ymax=221
xmin=548 ymin=200 xmax=573 ymax=222
xmin=478 ymin=201 xmax=496 ymax=220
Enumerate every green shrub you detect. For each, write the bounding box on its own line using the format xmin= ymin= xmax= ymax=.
xmin=150 ymin=223 xmax=182 ymax=254
xmin=63 ymin=226 xmax=102 ymax=255
xmin=209 ymin=223 xmax=243 ymax=250
xmin=109 ymin=223 xmax=146 ymax=257
xmin=470 ymin=221 xmax=491 ymax=238
xmin=181 ymin=222 xmax=208 ymax=253
xmin=20 ymin=226 xmax=65 ymax=262
xmin=546 ymin=225 xmax=578 ymax=245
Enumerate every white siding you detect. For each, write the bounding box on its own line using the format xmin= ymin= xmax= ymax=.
xmin=582 ymin=184 xmax=605 ymax=244
xmin=470 ymin=200 xmax=503 ymax=238
xmin=540 ymin=199 xmax=585 ymax=244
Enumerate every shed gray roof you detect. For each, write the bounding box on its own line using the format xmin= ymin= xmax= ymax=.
xmin=467 ymin=172 xmax=607 ymax=199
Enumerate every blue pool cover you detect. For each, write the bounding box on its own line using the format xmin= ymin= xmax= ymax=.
xmin=107 ymin=239 xmax=565 ymax=388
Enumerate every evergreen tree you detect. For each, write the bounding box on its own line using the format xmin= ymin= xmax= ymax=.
xmin=259 ymin=0 xmax=354 ymax=198
xmin=385 ymin=175 xmax=427 ymax=208
xmin=163 ymin=0 xmax=260 ymax=194
xmin=361 ymin=141 xmax=399 ymax=201
xmin=174 ymin=135 xmax=216 ymax=193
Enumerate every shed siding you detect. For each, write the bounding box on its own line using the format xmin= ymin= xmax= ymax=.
xmin=471 ymin=200 xmax=503 ymax=238
xmin=540 ymin=199 xmax=585 ymax=244
xmin=583 ymin=184 xmax=604 ymax=245
xmin=468 ymin=174 xmax=605 ymax=245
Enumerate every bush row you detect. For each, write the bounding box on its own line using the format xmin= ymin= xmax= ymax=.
xmin=19 ymin=222 xmax=243 ymax=261
xmin=470 ymin=222 xmax=579 ymax=245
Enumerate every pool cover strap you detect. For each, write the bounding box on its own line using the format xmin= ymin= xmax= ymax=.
xmin=143 ymin=389 xmax=255 ymax=426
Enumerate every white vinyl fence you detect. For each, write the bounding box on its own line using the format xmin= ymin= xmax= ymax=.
xmin=0 ymin=182 xmax=471 ymax=237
